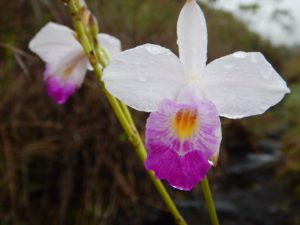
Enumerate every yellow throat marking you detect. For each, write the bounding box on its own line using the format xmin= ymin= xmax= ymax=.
xmin=172 ymin=108 xmax=199 ymax=139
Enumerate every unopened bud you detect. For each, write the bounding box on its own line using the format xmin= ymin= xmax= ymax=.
xmin=89 ymin=15 xmax=98 ymax=29
xmin=89 ymin=15 xmax=99 ymax=42
xmin=80 ymin=6 xmax=91 ymax=27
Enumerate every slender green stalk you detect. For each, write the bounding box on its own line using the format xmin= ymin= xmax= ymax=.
xmin=118 ymin=100 xmax=135 ymax=127
xmin=201 ymin=177 xmax=220 ymax=225
xmin=66 ymin=1 xmax=187 ymax=224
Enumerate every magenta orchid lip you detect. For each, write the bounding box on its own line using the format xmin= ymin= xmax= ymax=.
xmin=145 ymin=99 xmax=221 ymax=191
xmin=45 ymin=73 xmax=77 ymax=105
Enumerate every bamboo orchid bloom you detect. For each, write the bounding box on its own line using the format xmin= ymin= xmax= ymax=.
xmin=29 ymin=22 xmax=121 ymax=104
xmin=103 ymin=0 xmax=290 ymax=190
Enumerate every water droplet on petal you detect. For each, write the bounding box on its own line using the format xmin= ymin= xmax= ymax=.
xmin=145 ymin=45 xmax=162 ymax=55
xmin=233 ymin=51 xmax=247 ymax=59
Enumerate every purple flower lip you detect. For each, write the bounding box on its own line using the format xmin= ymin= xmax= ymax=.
xmin=145 ymin=148 xmax=211 ymax=191
xmin=145 ymin=99 xmax=221 ymax=190
xmin=45 ymin=76 xmax=77 ymax=104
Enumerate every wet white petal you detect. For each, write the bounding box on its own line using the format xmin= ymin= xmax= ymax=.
xmin=210 ymin=126 xmax=222 ymax=166
xmin=177 ymin=0 xmax=207 ymax=76
xmin=29 ymin=22 xmax=82 ymax=63
xmin=47 ymin=49 xmax=89 ymax=87
xmin=98 ymin=33 xmax=121 ymax=58
xmin=176 ymin=81 xmax=205 ymax=104
xmin=102 ymin=44 xmax=186 ymax=112
xmin=202 ymin=52 xmax=290 ymax=118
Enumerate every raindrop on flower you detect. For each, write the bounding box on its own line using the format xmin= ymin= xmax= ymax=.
xmin=233 ymin=51 xmax=247 ymax=59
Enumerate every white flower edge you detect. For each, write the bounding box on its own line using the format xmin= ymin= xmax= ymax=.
xmin=103 ymin=44 xmax=186 ymax=112
xmin=202 ymin=51 xmax=290 ymax=118
xmin=102 ymin=0 xmax=289 ymax=118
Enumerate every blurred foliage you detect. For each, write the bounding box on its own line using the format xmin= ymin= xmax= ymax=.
xmin=239 ymin=3 xmax=259 ymax=12
xmin=0 ymin=0 xmax=299 ymax=224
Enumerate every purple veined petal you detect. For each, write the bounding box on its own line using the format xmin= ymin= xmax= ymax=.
xmin=145 ymin=99 xmax=221 ymax=191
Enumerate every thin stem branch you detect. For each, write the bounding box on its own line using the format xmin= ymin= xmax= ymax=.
xmin=118 ymin=100 xmax=135 ymax=127
xmin=201 ymin=177 xmax=220 ymax=225
xmin=66 ymin=1 xmax=187 ymax=224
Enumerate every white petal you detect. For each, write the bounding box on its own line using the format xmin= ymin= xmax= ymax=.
xmin=29 ymin=22 xmax=82 ymax=63
xmin=176 ymin=81 xmax=205 ymax=104
xmin=102 ymin=44 xmax=186 ymax=112
xmin=47 ymin=50 xmax=89 ymax=87
xmin=210 ymin=126 xmax=222 ymax=166
xmin=202 ymin=52 xmax=290 ymax=119
xmin=98 ymin=33 xmax=121 ymax=58
xmin=177 ymin=0 xmax=207 ymax=76
xmin=66 ymin=58 xmax=89 ymax=86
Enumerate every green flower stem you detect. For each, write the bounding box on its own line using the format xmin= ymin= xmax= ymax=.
xmin=201 ymin=177 xmax=220 ymax=225
xmin=67 ymin=1 xmax=187 ymax=224
xmin=118 ymin=100 xmax=135 ymax=127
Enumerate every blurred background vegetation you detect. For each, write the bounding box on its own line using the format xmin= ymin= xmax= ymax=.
xmin=0 ymin=0 xmax=299 ymax=224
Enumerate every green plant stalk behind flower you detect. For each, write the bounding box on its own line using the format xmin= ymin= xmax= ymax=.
xmin=66 ymin=0 xmax=187 ymax=224
xmin=66 ymin=1 xmax=220 ymax=225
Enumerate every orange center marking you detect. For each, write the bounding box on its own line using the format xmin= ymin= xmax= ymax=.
xmin=62 ymin=53 xmax=85 ymax=78
xmin=64 ymin=66 xmax=75 ymax=77
xmin=172 ymin=108 xmax=199 ymax=139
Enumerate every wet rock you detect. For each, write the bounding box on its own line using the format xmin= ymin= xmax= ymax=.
xmin=226 ymin=152 xmax=282 ymax=175
xmin=258 ymin=139 xmax=282 ymax=154
xmin=176 ymin=181 xmax=293 ymax=225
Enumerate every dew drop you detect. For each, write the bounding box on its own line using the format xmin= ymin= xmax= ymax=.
xmin=145 ymin=45 xmax=162 ymax=55
xmin=233 ymin=51 xmax=247 ymax=59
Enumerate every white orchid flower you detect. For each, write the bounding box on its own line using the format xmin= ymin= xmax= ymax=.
xmin=102 ymin=0 xmax=290 ymax=190
xmin=29 ymin=22 xmax=121 ymax=104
